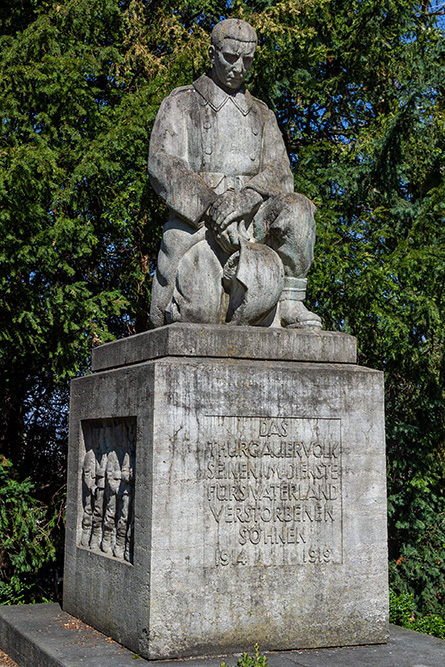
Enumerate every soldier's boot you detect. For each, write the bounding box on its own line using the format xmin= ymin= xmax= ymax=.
xmin=89 ymin=526 xmax=102 ymax=551
xmin=113 ymin=532 xmax=125 ymax=560
xmin=80 ymin=513 xmax=92 ymax=547
xmin=101 ymin=528 xmax=113 ymax=554
xmin=279 ymin=278 xmax=322 ymax=330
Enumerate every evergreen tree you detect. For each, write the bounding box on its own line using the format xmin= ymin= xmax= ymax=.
xmin=0 ymin=0 xmax=443 ymax=611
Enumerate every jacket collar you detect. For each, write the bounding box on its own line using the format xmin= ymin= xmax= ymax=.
xmin=193 ymin=73 xmax=253 ymax=116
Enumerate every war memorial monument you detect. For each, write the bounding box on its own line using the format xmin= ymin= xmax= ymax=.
xmin=62 ymin=19 xmax=389 ymax=660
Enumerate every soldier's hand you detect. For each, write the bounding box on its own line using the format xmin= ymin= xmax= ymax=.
xmin=208 ymin=189 xmax=262 ymax=232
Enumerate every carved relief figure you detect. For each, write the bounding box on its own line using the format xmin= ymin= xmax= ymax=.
xmin=80 ymin=420 xmax=135 ymax=563
xmin=102 ymin=446 xmax=121 ymax=554
xmin=81 ymin=432 xmax=107 ymax=551
xmin=80 ymin=446 xmax=98 ymax=547
xmin=114 ymin=449 xmax=134 ymax=561
xmin=148 ymin=19 xmax=321 ymax=330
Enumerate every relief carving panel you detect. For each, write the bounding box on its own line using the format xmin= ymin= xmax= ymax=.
xmin=80 ymin=418 xmax=136 ymax=563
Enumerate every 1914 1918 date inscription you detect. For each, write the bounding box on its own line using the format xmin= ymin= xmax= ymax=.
xmin=201 ymin=416 xmax=342 ymax=567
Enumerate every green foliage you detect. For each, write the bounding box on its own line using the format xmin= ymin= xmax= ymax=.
xmin=389 ymin=589 xmax=445 ymax=639
xmin=0 ymin=458 xmax=58 ymax=604
xmin=388 ymin=503 xmax=445 ymax=615
xmin=221 ymin=644 xmax=268 ymax=667
xmin=0 ymin=0 xmax=443 ymax=613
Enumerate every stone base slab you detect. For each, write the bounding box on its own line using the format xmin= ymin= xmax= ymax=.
xmin=91 ymin=323 xmax=357 ymax=371
xmin=63 ymin=326 xmax=388 ymax=659
xmin=1 ymin=605 xmax=444 ymax=667
xmin=0 ymin=603 xmax=138 ymax=666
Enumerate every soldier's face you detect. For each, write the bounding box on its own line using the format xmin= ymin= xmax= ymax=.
xmin=210 ymin=38 xmax=256 ymax=92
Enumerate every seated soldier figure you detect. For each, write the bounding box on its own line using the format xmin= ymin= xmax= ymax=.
xmin=148 ymin=18 xmax=321 ymax=330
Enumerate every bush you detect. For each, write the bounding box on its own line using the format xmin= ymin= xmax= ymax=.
xmin=0 ymin=458 xmax=58 ymax=604
xmin=389 ymin=588 xmax=445 ymax=639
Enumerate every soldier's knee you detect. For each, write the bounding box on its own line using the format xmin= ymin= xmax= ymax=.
xmin=275 ymin=192 xmax=316 ymax=217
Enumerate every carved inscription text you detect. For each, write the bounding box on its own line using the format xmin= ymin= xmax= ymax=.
xmin=202 ymin=416 xmax=342 ymax=567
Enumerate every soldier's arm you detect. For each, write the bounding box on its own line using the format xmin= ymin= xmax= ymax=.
xmin=208 ymin=108 xmax=292 ymax=234
xmin=208 ymin=189 xmax=262 ymax=232
xmin=148 ymin=89 xmax=217 ymax=227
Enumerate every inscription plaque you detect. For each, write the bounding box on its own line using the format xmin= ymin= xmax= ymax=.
xmin=201 ymin=416 xmax=342 ymax=567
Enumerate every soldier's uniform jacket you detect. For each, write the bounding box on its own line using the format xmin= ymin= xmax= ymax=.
xmin=148 ymin=72 xmax=316 ymax=328
xmin=148 ymin=73 xmax=294 ymax=227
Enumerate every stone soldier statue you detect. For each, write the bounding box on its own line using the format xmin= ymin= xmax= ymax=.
xmin=148 ymin=18 xmax=321 ymax=330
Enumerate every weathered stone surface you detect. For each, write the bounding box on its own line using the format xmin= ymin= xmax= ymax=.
xmin=148 ymin=19 xmax=321 ymax=330
xmin=0 ymin=603 xmax=147 ymax=666
xmin=64 ymin=327 xmax=387 ymax=660
xmin=79 ymin=419 xmax=135 ymax=562
xmin=92 ymin=323 xmax=357 ymax=371
xmin=0 ymin=605 xmax=443 ymax=667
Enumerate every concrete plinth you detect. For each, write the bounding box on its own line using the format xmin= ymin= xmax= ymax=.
xmin=63 ymin=323 xmax=388 ymax=660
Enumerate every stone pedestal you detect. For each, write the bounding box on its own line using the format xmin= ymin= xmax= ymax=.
xmin=63 ymin=323 xmax=388 ymax=660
